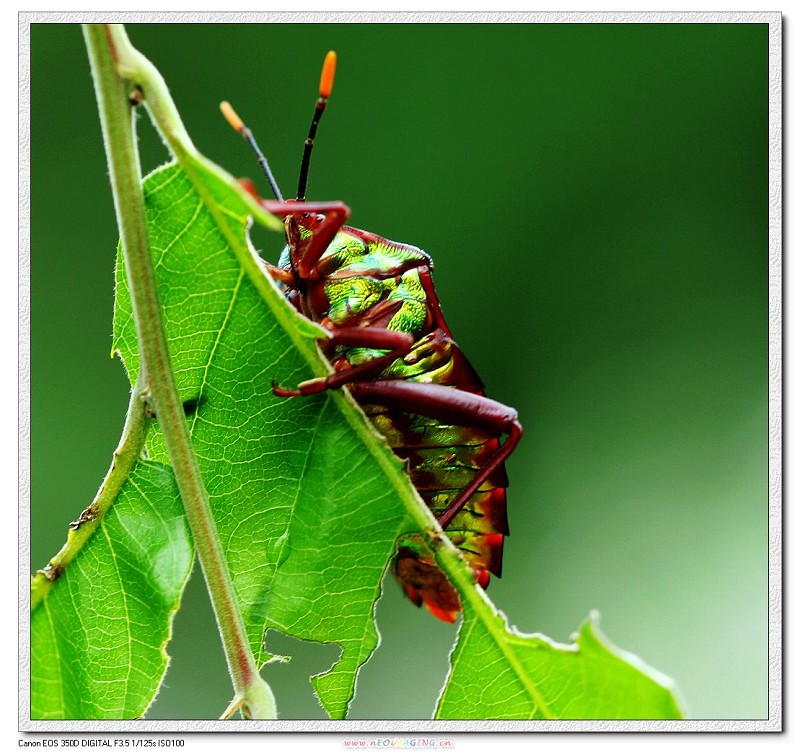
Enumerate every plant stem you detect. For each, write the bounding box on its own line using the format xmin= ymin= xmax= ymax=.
xmin=31 ymin=374 xmax=151 ymax=610
xmin=83 ymin=23 xmax=275 ymax=720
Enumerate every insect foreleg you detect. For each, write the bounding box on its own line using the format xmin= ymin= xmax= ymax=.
xmin=263 ymin=200 xmax=350 ymax=279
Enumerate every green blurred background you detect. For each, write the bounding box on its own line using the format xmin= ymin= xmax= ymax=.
xmin=30 ymin=22 xmax=768 ymax=720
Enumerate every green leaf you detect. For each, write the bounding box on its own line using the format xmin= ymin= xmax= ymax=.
xmin=435 ymin=605 xmax=684 ymax=719
xmin=31 ymin=461 xmax=193 ymax=719
xmin=113 ymin=159 xmax=414 ymax=719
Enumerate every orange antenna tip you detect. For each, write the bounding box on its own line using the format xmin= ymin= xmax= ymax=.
xmin=319 ymin=50 xmax=337 ymax=99
xmin=220 ymin=100 xmax=244 ymax=134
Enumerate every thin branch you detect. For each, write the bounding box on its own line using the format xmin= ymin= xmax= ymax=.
xmin=30 ymin=374 xmax=151 ymax=609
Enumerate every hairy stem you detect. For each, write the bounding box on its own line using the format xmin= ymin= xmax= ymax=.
xmin=82 ymin=23 xmax=275 ymax=720
xmin=30 ymin=374 xmax=151 ymax=609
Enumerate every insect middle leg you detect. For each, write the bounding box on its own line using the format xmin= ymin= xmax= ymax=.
xmin=272 ymin=326 xmax=416 ymax=397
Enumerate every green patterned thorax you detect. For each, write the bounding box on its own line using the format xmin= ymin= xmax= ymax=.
xmin=325 ymin=270 xmax=427 ymax=329
xmin=318 ymin=230 xmax=433 ymax=368
xmin=319 ymin=229 xmax=431 ymax=277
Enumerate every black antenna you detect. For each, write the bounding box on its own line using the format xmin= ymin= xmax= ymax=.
xmin=220 ymin=101 xmax=284 ymax=202
xmin=296 ymin=51 xmax=337 ymax=202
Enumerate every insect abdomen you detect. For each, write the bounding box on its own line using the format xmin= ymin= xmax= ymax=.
xmin=361 ymin=339 xmax=509 ymax=622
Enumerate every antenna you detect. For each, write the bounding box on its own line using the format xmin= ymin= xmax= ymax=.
xmin=220 ymin=100 xmax=284 ymax=202
xmin=296 ymin=50 xmax=337 ymax=202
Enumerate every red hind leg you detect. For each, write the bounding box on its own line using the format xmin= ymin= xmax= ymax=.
xmin=348 ymin=380 xmax=522 ymax=529
xmin=278 ymin=367 xmax=521 ymax=530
